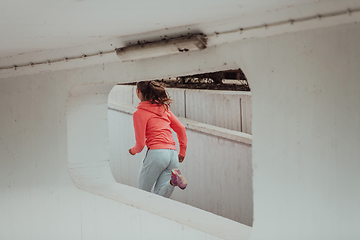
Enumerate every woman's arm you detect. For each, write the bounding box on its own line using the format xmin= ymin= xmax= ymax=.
xmin=169 ymin=111 xmax=187 ymax=157
xmin=130 ymin=110 xmax=147 ymax=154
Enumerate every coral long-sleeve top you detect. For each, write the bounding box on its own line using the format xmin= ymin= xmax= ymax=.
xmin=130 ymin=101 xmax=187 ymax=156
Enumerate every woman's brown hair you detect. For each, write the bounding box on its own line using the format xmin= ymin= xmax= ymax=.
xmin=136 ymin=80 xmax=173 ymax=110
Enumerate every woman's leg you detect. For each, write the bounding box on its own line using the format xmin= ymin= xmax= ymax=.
xmin=154 ymin=150 xmax=179 ymax=198
xmin=138 ymin=149 xmax=171 ymax=192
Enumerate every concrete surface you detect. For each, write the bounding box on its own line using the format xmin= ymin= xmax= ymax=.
xmin=3 ymin=0 xmax=360 ymax=67
xmin=1 ymin=18 xmax=360 ymax=240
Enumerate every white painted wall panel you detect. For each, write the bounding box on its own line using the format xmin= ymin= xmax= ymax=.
xmin=184 ymin=90 xmax=251 ymax=133
xmin=108 ymin=109 xmax=144 ymax=187
xmin=240 ymin=94 xmax=252 ymax=135
xmin=108 ymin=85 xmax=134 ymax=105
xmin=166 ymin=88 xmax=186 ymax=118
xmin=173 ymin=128 xmax=253 ymax=225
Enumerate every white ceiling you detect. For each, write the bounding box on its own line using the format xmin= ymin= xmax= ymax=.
xmin=1 ymin=0 xmax=360 ymax=68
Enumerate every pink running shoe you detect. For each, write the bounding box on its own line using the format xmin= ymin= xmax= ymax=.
xmin=171 ymin=169 xmax=187 ymax=190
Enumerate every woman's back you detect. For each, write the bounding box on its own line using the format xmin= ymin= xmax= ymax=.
xmin=133 ymin=101 xmax=177 ymax=152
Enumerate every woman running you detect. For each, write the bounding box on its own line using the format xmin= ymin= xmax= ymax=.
xmin=129 ymin=80 xmax=187 ymax=198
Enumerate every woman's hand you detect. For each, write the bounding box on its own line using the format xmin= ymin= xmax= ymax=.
xmin=129 ymin=149 xmax=135 ymax=155
xmin=178 ymin=155 xmax=185 ymax=163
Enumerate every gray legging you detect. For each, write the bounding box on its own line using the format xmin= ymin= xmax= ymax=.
xmin=138 ymin=149 xmax=179 ymax=198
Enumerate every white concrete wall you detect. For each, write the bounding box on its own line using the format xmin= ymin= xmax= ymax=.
xmin=109 ymin=85 xmax=252 ymax=134
xmin=107 ymin=102 xmax=253 ymax=226
xmin=1 ymin=72 xmax=244 ymax=240
xmin=246 ymin=23 xmax=360 ymax=240
xmin=1 ymin=20 xmax=360 ymax=240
